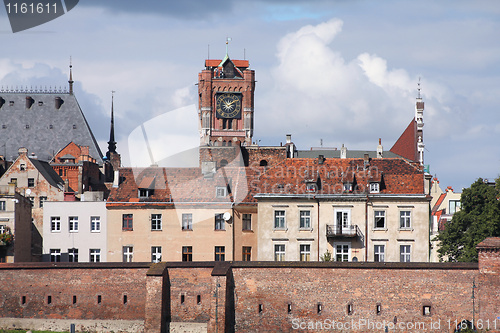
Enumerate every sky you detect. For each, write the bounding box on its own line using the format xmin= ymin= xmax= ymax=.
xmin=0 ymin=0 xmax=499 ymax=191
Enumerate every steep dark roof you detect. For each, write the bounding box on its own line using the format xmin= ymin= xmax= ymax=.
xmin=29 ymin=158 xmax=65 ymax=190
xmin=390 ymin=119 xmax=417 ymax=162
xmin=0 ymin=90 xmax=103 ymax=164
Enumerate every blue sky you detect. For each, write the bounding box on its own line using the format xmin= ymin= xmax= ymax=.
xmin=0 ymin=0 xmax=499 ymax=190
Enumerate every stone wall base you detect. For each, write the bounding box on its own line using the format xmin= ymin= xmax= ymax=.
xmin=0 ymin=318 xmax=145 ymax=333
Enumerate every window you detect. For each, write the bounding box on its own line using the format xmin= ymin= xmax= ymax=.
xmin=90 ymin=249 xmax=101 ymax=262
xmin=215 ymin=186 xmax=227 ymax=197
xmin=374 ymin=245 xmax=385 ymax=262
xmin=299 ymin=211 xmax=311 ymax=229
xmin=370 ymin=182 xmax=380 ymax=193
xmin=182 ymin=213 xmax=192 ymax=230
xmin=0 ymin=201 xmax=5 ymax=211
xmin=306 ymin=183 xmax=317 ymax=193
xmin=20 ymin=163 xmax=26 ymax=171
xmin=91 ymin=216 xmax=101 ymax=232
xmin=151 ymin=246 xmax=162 ymax=263
xmin=0 ymin=225 xmax=5 ymax=234
xmin=68 ymin=248 xmax=78 ymax=262
xmin=28 ymin=197 xmax=34 ymax=206
xmin=423 ymin=305 xmax=431 ymax=316
xmin=215 ymin=213 xmax=225 ymax=230
xmin=28 ymin=178 xmax=34 ymax=187
xmin=274 ymin=244 xmax=285 ymax=261
xmin=122 ymin=214 xmax=133 ymax=231
xmin=68 ymin=216 xmax=78 ymax=232
xmin=242 ymin=246 xmax=251 ymax=261
xmin=151 ymin=214 xmax=162 ymax=231
xmin=182 ymin=246 xmax=192 ymax=262
xmin=215 ymin=246 xmax=225 ymax=261
xmin=374 ymin=211 xmax=386 ymax=229
xmin=51 ymin=216 xmax=61 ymax=232
xmin=10 ymin=178 xmax=17 ymax=186
xmin=138 ymin=189 xmax=153 ymax=198
xmin=274 ymin=210 xmax=286 ymax=229
xmin=335 ymin=243 xmax=350 ymax=262
xmin=39 ymin=196 xmax=47 ymax=208
xmin=50 ymin=249 xmax=61 ymax=262
xmin=400 ymin=245 xmax=411 ymax=262
xmin=123 ymin=246 xmax=133 ymax=262
xmin=335 ymin=209 xmax=350 ymax=231
xmin=300 ymin=244 xmax=311 ymax=261
xmin=343 ymin=183 xmax=352 ymax=192
xmin=449 ymin=200 xmax=461 ymax=214
xmin=400 ymin=211 xmax=411 ymax=229
xmin=242 ymin=213 xmax=252 ymax=231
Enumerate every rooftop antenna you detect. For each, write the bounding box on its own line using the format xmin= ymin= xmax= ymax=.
xmin=244 ymin=48 xmax=246 ymax=60
xmin=417 ymin=77 xmax=421 ymax=99
xmin=208 ymin=44 xmax=210 ymax=60
xmin=226 ymin=37 xmax=232 ymax=56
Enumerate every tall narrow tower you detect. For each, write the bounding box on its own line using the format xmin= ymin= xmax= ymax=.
xmin=415 ymin=81 xmax=425 ymax=165
xmin=198 ymin=45 xmax=255 ymax=146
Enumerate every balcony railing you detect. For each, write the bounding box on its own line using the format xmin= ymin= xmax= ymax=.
xmin=326 ymin=224 xmax=364 ymax=243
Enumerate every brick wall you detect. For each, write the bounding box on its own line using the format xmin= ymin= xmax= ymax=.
xmin=0 ymin=263 xmax=150 ymax=320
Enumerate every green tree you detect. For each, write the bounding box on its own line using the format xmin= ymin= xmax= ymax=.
xmin=437 ymin=178 xmax=500 ymax=262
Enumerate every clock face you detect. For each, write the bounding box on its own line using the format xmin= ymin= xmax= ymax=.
xmin=215 ymin=93 xmax=242 ymax=119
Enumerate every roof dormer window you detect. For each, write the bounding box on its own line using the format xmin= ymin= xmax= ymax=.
xmin=138 ymin=188 xmax=153 ymax=198
xmin=343 ymin=183 xmax=353 ymax=193
xmin=370 ymin=182 xmax=380 ymax=193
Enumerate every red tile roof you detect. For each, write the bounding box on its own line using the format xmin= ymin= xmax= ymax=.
xmin=477 ymin=237 xmax=500 ymax=249
xmin=390 ymin=119 xmax=417 ymax=162
xmin=432 ymin=193 xmax=447 ymax=214
xmin=205 ymin=59 xmax=249 ymax=68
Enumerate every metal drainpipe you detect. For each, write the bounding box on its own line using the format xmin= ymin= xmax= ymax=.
xmin=232 ymin=203 xmax=235 ymax=261
xmin=365 ymin=194 xmax=369 ymax=262
xmin=317 ymin=197 xmax=320 ymax=261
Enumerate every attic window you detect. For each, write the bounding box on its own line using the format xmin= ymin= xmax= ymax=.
xmin=138 ymin=189 xmax=153 ymax=198
xmin=1 ymin=125 xmax=5 ymax=129
xmin=72 ymin=125 xmax=77 ymax=129
xmin=38 ymin=101 xmax=43 ymax=106
xmin=306 ymin=182 xmax=317 ymax=193
xmin=343 ymin=183 xmax=353 ymax=193
xmin=49 ymin=124 xmax=53 ymax=129
xmin=216 ymin=186 xmax=227 ymax=197
xmin=26 ymin=96 xmax=34 ymax=109
xmin=370 ymin=183 xmax=380 ymax=193
xmin=9 ymin=101 xmax=14 ymax=106
xmin=25 ymin=124 xmax=30 ymax=129
xmin=20 ymin=163 xmax=26 ymax=171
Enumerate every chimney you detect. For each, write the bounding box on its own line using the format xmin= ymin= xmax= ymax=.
xmin=64 ymin=192 xmax=76 ymax=201
xmin=81 ymin=146 xmax=90 ymax=157
xmin=18 ymin=147 xmax=28 ymax=156
xmin=286 ymin=134 xmax=292 ymax=144
xmin=340 ymin=144 xmax=347 ymax=159
xmin=377 ymin=138 xmax=383 ymax=158
xmin=113 ymin=170 xmax=120 ymax=187
xmin=363 ymin=153 xmax=370 ymax=170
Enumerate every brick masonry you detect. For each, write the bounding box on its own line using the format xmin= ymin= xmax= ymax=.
xmin=1 ymin=240 xmax=500 ymax=333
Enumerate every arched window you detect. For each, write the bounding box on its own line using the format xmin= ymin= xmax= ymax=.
xmin=260 ymin=160 xmax=268 ymax=167
xmin=228 ymin=140 xmax=232 ymax=146
xmin=222 ymin=141 xmax=227 ymax=146
xmin=220 ymin=159 xmax=228 ymax=168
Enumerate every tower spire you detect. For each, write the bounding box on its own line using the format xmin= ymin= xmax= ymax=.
xmin=68 ymin=56 xmax=74 ymax=95
xmin=106 ymin=91 xmax=117 ymax=159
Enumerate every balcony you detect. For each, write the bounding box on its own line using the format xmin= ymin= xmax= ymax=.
xmin=326 ymin=224 xmax=364 ymax=243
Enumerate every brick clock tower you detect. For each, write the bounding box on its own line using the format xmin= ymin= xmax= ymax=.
xmin=198 ymin=52 xmax=255 ymax=146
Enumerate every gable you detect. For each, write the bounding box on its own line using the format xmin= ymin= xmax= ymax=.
xmin=390 ymin=119 xmax=417 ymax=162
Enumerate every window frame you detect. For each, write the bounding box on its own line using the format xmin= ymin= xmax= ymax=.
xmin=374 ymin=245 xmax=385 ymax=262
xmin=215 ymin=246 xmax=225 ymax=261
xmin=242 ymin=213 xmax=252 ymax=231
xmin=299 ymin=244 xmax=311 ymax=261
xmin=51 ymin=216 xmax=61 ymax=232
xmin=334 ymin=209 xmax=351 ymax=230
xmin=374 ymin=210 xmax=386 ymax=229
xmin=0 ymin=201 xmax=5 ymax=211
xmin=90 ymin=249 xmax=101 ymax=263
xmin=182 ymin=213 xmax=193 ymax=230
xmin=400 ymin=245 xmax=411 ymax=262
xmin=68 ymin=248 xmax=78 ymax=263
xmin=50 ymin=249 xmax=61 ymax=262
xmin=39 ymin=196 xmax=47 ymax=208
xmin=182 ymin=246 xmax=193 ymax=262
xmin=274 ymin=244 xmax=286 ymax=261
xmin=299 ymin=210 xmax=311 ymax=229
xmin=399 ymin=210 xmax=412 ymax=230
xmin=215 ymin=186 xmax=227 ymax=197
xmin=274 ymin=210 xmax=286 ymax=230
xmin=151 ymin=213 xmax=162 ymax=231
xmin=122 ymin=214 xmax=133 ymax=231
xmin=68 ymin=216 xmax=79 ymax=232
xmin=123 ymin=246 xmax=133 ymax=263
xmin=369 ymin=182 xmax=380 ymax=193
xmin=334 ymin=242 xmax=351 ymax=262
xmin=151 ymin=246 xmax=162 ymax=263
xmin=90 ymin=216 xmax=101 ymax=232
xmin=242 ymin=246 xmax=251 ymax=261
xmin=215 ymin=213 xmax=225 ymax=230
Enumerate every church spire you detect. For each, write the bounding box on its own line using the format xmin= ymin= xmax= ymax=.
xmin=68 ymin=57 xmax=74 ymax=95
xmin=106 ymin=91 xmax=117 ymax=159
